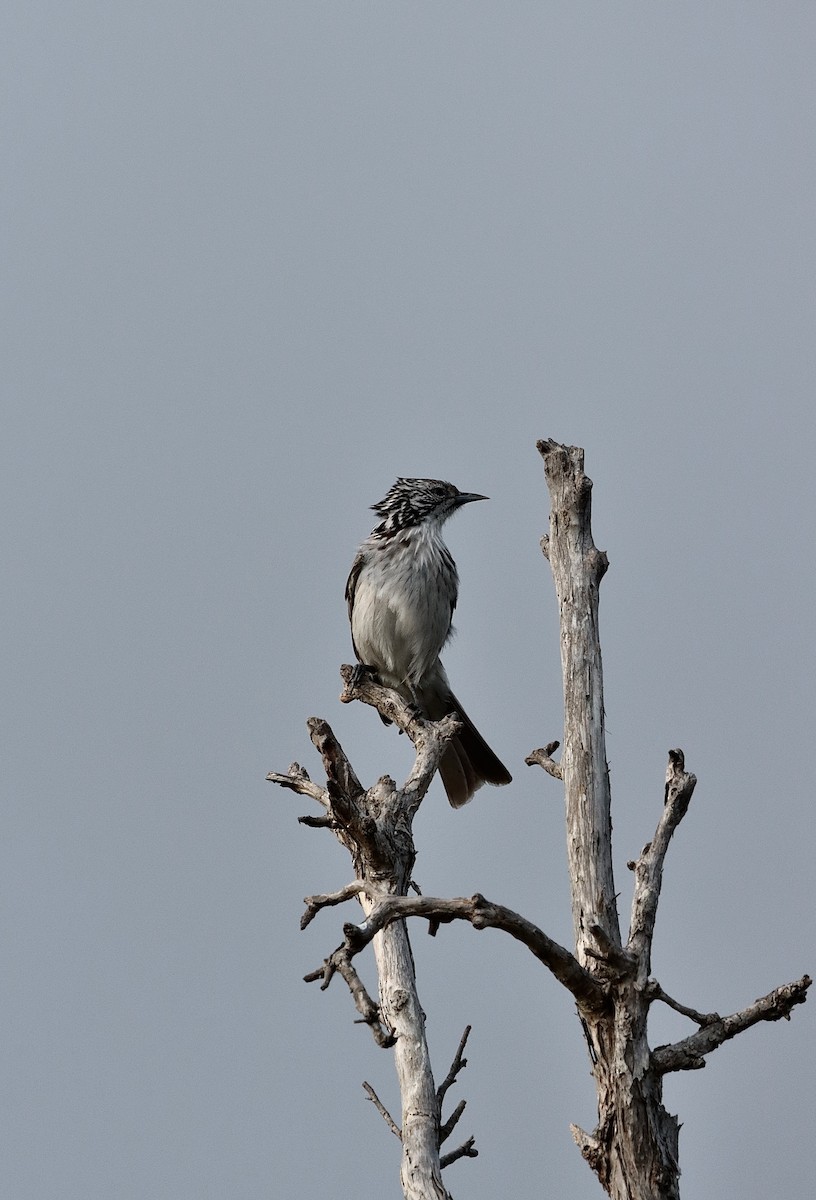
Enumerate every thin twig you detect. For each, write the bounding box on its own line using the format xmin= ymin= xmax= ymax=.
xmin=647 ymin=981 xmax=720 ymax=1026
xmin=437 ymin=1025 xmax=471 ymax=1107
xmin=362 ymin=1081 xmax=401 ymax=1139
xmin=439 ymin=1100 xmax=466 ymax=1145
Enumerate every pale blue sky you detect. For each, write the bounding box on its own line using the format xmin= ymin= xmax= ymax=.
xmin=2 ymin=4 xmax=814 ymax=1197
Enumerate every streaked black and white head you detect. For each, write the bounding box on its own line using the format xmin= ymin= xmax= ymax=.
xmin=370 ymin=478 xmax=488 ymax=535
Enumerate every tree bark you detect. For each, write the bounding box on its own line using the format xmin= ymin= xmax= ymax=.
xmin=538 ymin=439 xmax=683 ymax=1198
xmin=535 ymin=440 xmax=809 ymax=1196
xmin=539 ymin=440 xmax=619 ymax=960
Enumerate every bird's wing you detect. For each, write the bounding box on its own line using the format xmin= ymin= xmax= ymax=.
xmin=345 ymin=551 xmax=365 ymax=663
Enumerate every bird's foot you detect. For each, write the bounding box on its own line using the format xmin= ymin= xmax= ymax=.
xmin=348 ymin=662 xmax=377 ymax=691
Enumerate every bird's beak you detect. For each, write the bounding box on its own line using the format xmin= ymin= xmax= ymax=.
xmin=456 ymin=492 xmax=489 ymax=506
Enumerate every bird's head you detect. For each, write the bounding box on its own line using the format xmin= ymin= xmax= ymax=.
xmin=371 ymin=478 xmax=488 ymax=534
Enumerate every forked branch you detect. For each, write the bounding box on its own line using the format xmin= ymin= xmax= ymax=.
xmin=627 ymin=749 xmax=697 ymax=977
xmin=652 ymin=974 xmax=812 ymax=1073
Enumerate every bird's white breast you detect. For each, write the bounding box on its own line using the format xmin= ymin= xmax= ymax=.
xmin=351 ymin=522 xmax=457 ymax=689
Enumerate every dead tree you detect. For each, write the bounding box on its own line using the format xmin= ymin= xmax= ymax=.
xmin=268 ymin=439 xmax=810 ymax=1199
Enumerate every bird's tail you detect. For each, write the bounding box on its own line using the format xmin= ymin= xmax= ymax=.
xmin=420 ymin=685 xmax=512 ymax=809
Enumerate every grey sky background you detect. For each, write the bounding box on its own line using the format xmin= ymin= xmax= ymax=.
xmin=2 ymin=4 xmax=814 ymax=1197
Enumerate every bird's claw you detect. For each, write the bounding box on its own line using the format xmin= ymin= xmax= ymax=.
xmin=348 ymin=663 xmax=376 ymax=691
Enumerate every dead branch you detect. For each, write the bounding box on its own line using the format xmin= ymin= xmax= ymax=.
xmin=439 ymin=1137 xmax=478 ymax=1169
xmin=363 ymin=1081 xmax=402 ymax=1139
xmin=525 ymin=739 xmax=563 ymax=780
xmin=537 ymin=439 xmax=619 ymax=960
xmin=652 ymin=975 xmax=812 ymax=1074
xmin=297 ymin=813 xmax=338 ymax=829
xmin=265 ymin=762 xmax=328 ymax=807
xmin=537 ymin=438 xmax=809 ymax=1200
xmin=301 ymin=881 xmax=370 ymax=929
xmin=303 ymin=945 xmax=396 ymax=1048
xmin=340 ymin=663 xmax=462 ymax=815
xmin=647 ymin=982 xmax=720 ymax=1027
xmin=437 ymin=1025 xmax=471 ymax=1107
xmin=343 ymin=892 xmax=607 ymax=1013
xmin=627 ymin=749 xmax=697 ymax=978
xmin=437 ymin=1026 xmax=474 ymax=1150
xmin=438 ymin=1100 xmax=466 ymax=1145
xmin=269 ymin=681 xmax=457 ymax=1200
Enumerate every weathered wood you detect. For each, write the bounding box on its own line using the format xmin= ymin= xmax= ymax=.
xmin=538 ymin=439 xmax=684 ymax=1197
xmin=537 ymin=440 xmax=620 ymax=961
xmin=344 ymin=892 xmax=606 ymax=1014
xmin=535 ymin=439 xmax=810 ymax=1198
xmin=269 ymin=675 xmax=463 ymax=1200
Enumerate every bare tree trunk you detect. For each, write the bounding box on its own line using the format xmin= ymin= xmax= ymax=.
xmin=540 ymin=440 xmax=620 ymax=959
xmin=360 ymin=844 xmax=448 ymax=1198
xmin=535 ymin=440 xmax=812 ymax=1198
xmin=372 ymin=914 xmax=448 ymax=1200
xmin=538 ymin=439 xmax=683 ymax=1197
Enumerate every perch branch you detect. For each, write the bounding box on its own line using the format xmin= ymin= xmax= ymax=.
xmin=272 ymin=693 xmax=461 ymax=1200
xmin=652 ymin=975 xmax=812 ymax=1074
xmin=340 ymin=664 xmax=461 ymax=815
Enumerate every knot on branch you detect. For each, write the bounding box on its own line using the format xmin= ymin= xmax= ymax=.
xmin=469 ymin=893 xmax=490 ymax=929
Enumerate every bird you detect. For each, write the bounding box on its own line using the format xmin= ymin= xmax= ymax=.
xmin=345 ymin=477 xmax=512 ymax=807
